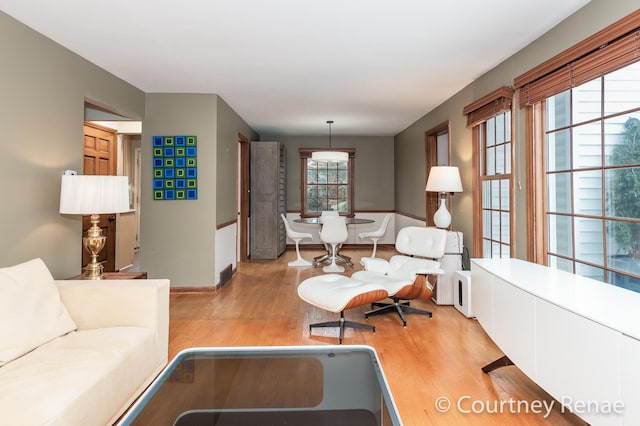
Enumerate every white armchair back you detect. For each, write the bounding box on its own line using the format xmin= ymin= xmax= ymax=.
xmin=395 ymin=226 xmax=447 ymax=259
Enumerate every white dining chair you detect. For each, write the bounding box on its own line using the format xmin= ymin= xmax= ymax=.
xmin=358 ymin=213 xmax=392 ymax=258
xmin=281 ymin=214 xmax=313 ymax=267
xmin=319 ymin=216 xmax=349 ymax=273
xmin=319 ymin=210 xmax=339 ymax=222
xmin=313 ymin=211 xmax=341 ymax=265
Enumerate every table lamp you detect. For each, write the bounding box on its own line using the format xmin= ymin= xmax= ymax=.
xmin=59 ymin=174 xmax=130 ymax=279
xmin=425 ymin=166 xmax=463 ymax=229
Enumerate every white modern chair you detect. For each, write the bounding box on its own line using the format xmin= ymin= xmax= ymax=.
xmin=319 ymin=216 xmax=349 ymax=273
xmin=352 ymin=226 xmax=447 ymax=326
xmin=280 ymin=214 xmax=313 ymax=267
xmin=314 ymin=210 xmax=342 ymax=266
xmin=358 ymin=213 xmax=392 ymax=258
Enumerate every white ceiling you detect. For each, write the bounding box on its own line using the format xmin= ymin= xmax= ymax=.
xmin=1 ymin=0 xmax=590 ymax=136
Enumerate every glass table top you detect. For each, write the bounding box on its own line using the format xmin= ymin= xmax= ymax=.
xmin=117 ymin=345 xmax=401 ymax=426
xmin=294 ymin=217 xmax=375 ymax=225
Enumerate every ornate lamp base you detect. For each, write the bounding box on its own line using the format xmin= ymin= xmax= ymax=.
xmin=82 ymin=214 xmax=106 ymax=280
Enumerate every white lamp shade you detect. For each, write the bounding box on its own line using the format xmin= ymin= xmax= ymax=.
xmin=311 ymin=151 xmax=349 ymax=162
xmin=425 ymin=166 xmax=463 ymax=193
xmin=60 ymin=175 xmax=130 ymax=215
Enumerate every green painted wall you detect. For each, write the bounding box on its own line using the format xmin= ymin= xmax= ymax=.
xmin=260 ymin=134 xmax=395 ymax=212
xmin=141 ymin=93 xmax=218 ymax=286
xmin=394 ymin=0 xmax=638 ymax=258
xmin=1 ymin=0 xmax=637 ymax=282
xmin=0 ymin=11 xmax=144 ymax=278
xmin=216 ymin=97 xmax=258 ymax=224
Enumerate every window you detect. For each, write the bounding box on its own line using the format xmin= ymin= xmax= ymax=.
xmin=544 ymin=62 xmax=640 ymax=291
xmin=464 ymin=86 xmax=514 ymax=258
xmin=517 ymin=10 xmax=640 ymax=292
xmin=299 ymin=149 xmax=355 ymax=217
xmin=479 ymin=110 xmax=513 ymax=257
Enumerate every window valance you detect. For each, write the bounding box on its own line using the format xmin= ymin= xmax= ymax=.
xmin=515 ymin=10 xmax=640 ymax=108
xmin=463 ymin=86 xmax=513 ymax=127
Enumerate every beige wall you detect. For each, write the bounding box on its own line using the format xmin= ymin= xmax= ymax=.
xmin=2 ymin=0 xmax=637 ymax=282
xmin=394 ymin=0 xmax=638 ymax=259
xmin=0 ymin=11 xmax=144 ymax=278
xmin=260 ymin=134 xmax=395 ymax=212
xmin=141 ymin=93 xmax=218 ymax=286
xmin=216 ymin=97 xmax=258 ymax=224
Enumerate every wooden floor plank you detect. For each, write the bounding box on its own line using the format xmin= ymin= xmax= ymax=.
xmin=168 ymin=247 xmax=586 ymax=425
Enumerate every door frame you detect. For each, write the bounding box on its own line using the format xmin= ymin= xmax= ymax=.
xmin=237 ymin=133 xmax=250 ymax=262
xmin=425 ymin=121 xmax=451 ymax=227
xmin=82 ymin=121 xmax=118 ymax=272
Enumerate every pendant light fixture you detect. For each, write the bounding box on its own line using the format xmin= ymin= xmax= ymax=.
xmin=312 ymin=120 xmax=349 ymax=162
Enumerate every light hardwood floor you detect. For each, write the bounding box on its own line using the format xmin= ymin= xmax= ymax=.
xmin=168 ymin=246 xmax=585 ymax=426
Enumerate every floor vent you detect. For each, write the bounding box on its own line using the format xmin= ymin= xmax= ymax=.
xmin=218 ymin=264 xmax=233 ymax=289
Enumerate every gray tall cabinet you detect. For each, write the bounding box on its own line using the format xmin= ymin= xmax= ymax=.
xmin=250 ymin=141 xmax=286 ymax=259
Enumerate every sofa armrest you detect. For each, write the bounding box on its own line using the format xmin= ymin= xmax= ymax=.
xmin=55 ymin=279 xmax=170 ymax=365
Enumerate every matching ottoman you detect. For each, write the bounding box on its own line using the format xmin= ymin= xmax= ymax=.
xmin=298 ymin=274 xmax=388 ymax=343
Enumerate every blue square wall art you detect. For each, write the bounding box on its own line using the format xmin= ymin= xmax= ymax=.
xmin=153 ymin=135 xmax=197 ymax=200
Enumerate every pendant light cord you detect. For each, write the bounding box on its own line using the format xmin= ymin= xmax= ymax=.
xmin=327 ymin=120 xmax=334 ymax=148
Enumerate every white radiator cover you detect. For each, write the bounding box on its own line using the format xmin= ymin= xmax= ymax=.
xmin=432 ymin=231 xmax=463 ymax=305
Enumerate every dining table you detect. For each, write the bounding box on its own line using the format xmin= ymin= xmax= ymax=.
xmin=293 ymin=217 xmax=375 ymax=267
xmin=294 ymin=217 xmax=375 ymax=226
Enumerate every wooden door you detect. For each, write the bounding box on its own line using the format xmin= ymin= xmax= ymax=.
xmin=82 ymin=122 xmax=118 ymax=272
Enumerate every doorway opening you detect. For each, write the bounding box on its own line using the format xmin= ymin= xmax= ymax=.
xmin=84 ymin=102 xmax=142 ymax=272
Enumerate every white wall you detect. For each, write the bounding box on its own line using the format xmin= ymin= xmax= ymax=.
xmin=215 ymin=223 xmax=237 ymax=285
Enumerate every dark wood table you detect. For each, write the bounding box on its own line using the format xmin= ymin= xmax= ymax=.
xmin=294 ymin=217 xmax=374 ymax=225
xmin=67 ymin=271 xmax=148 ymax=280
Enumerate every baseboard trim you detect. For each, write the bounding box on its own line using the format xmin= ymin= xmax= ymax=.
xmin=170 ymin=265 xmax=238 ymax=293
xmin=170 ymin=286 xmax=216 ymax=294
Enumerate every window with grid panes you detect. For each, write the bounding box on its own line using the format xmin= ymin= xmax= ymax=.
xmin=544 ymin=62 xmax=640 ymax=292
xmin=517 ymin=10 xmax=640 ymax=291
xmin=480 ymin=110 xmax=512 ymax=257
xmin=299 ymin=149 xmax=354 ymax=217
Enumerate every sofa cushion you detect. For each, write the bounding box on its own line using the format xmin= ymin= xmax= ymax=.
xmin=0 ymin=326 xmax=158 ymax=426
xmin=0 ymin=258 xmax=76 ymax=366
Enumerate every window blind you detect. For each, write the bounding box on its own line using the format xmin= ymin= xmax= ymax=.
xmin=515 ymin=10 xmax=640 ymax=108
xmin=463 ymin=86 xmax=513 ymax=127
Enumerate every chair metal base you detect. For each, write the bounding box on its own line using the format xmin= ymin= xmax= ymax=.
xmin=337 ymin=253 xmax=353 ymax=266
xmin=313 ymin=245 xmax=353 ymax=267
xmin=365 ymin=297 xmax=432 ymax=327
xmin=309 ymin=311 xmax=376 ymax=344
xmin=313 ymin=253 xmax=330 ymax=266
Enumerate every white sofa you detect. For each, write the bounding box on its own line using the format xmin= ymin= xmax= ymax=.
xmin=0 ymin=258 xmax=169 ymax=426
